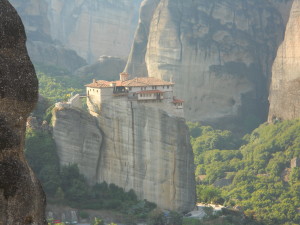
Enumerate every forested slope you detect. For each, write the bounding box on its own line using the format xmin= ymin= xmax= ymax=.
xmin=190 ymin=120 xmax=300 ymax=225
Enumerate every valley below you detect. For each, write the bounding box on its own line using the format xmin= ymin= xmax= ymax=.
xmin=3 ymin=0 xmax=300 ymax=224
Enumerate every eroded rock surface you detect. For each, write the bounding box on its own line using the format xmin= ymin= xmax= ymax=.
xmin=52 ymin=106 xmax=103 ymax=184
xmin=92 ymin=99 xmax=195 ymax=212
xmin=75 ymin=56 xmax=127 ymax=81
xmin=126 ymin=0 xmax=292 ymax=129
xmin=268 ymin=0 xmax=300 ymax=121
xmin=0 ymin=1 xmax=46 ymax=224
xmin=11 ymin=0 xmax=143 ymax=64
xmin=9 ymin=0 xmax=87 ymax=72
xmin=53 ymin=98 xmax=196 ymax=212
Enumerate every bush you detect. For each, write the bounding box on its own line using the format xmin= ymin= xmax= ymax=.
xmin=182 ymin=217 xmax=202 ymax=225
xmin=79 ymin=211 xmax=89 ymax=219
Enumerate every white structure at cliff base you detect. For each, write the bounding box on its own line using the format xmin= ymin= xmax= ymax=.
xmin=85 ymin=72 xmax=184 ymax=116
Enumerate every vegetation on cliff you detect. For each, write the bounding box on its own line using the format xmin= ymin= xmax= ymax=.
xmin=25 ymin=129 xmax=156 ymax=222
xmin=189 ymin=120 xmax=300 ymax=225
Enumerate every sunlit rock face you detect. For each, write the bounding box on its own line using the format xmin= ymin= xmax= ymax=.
xmin=52 ymin=97 xmax=196 ymax=212
xmin=268 ymin=0 xmax=300 ymax=121
xmin=90 ymin=98 xmax=196 ymax=212
xmin=52 ymin=106 xmax=103 ymax=184
xmin=0 ymin=1 xmax=46 ymax=224
xmin=126 ymin=0 xmax=292 ymax=129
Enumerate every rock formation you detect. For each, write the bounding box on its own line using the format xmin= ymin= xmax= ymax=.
xmin=52 ymin=105 xmax=103 ymax=183
xmin=11 ymin=0 xmax=143 ymax=64
xmin=46 ymin=0 xmax=143 ymax=63
xmin=9 ymin=0 xmax=87 ymax=72
xmin=52 ymin=96 xmax=195 ymax=212
xmin=268 ymin=0 xmax=300 ymax=121
xmin=0 ymin=1 xmax=46 ymax=224
xmin=126 ymin=0 xmax=292 ymax=129
xmin=75 ymin=56 xmax=127 ymax=81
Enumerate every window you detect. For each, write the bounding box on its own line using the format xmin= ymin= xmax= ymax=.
xmin=167 ymin=86 xmax=169 ymax=89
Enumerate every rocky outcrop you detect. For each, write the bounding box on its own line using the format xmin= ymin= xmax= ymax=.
xmin=52 ymin=106 xmax=103 ymax=184
xmin=46 ymin=0 xmax=142 ymax=63
xmin=268 ymin=0 xmax=300 ymax=121
xmin=90 ymin=98 xmax=195 ymax=212
xmin=0 ymin=1 xmax=46 ymax=224
xmin=75 ymin=56 xmax=127 ymax=81
xmin=11 ymin=0 xmax=142 ymax=64
xmin=10 ymin=0 xmax=87 ymax=72
xmin=27 ymin=41 xmax=87 ymax=72
xmin=52 ymin=97 xmax=195 ymax=212
xmin=126 ymin=0 xmax=292 ymax=129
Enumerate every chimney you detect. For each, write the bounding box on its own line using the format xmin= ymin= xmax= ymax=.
xmin=93 ymin=79 xmax=96 ymax=83
xmin=120 ymin=72 xmax=129 ymax=81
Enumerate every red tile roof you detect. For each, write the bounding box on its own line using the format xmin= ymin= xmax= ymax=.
xmin=121 ymin=77 xmax=174 ymax=87
xmin=172 ymin=97 xmax=184 ymax=104
xmin=136 ymin=90 xmax=164 ymax=94
xmin=85 ymin=77 xmax=174 ymax=88
xmin=85 ymin=80 xmax=112 ymax=88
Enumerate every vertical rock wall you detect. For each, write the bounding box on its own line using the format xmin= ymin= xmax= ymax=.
xmin=52 ymin=106 xmax=103 ymax=184
xmin=45 ymin=0 xmax=143 ymax=63
xmin=126 ymin=0 xmax=292 ymax=129
xmin=0 ymin=1 xmax=46 ymax=224
xmin=52 ymin=97 xmax=196 ymax=212
xmin=268 ymin=0 xmax=300 ymax=121
xmin=10 ymin=0 xmax=142 ymax=65
xmin=88 ymin=98 xmax=196 ymax=212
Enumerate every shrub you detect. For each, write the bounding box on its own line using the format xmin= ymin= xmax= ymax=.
xmin=79 ymin=211 xmax=89 ymax=219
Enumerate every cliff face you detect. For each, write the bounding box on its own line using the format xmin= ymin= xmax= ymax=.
xmin=10 ymin=0 xmax=142 ymax=66
xmin=268 ymin=0 xmax=300 ymax=121
xmin=91 ymin=99 xmax=195 ymax=212
xmin=0 ymin=1 xmax=46 ymax=224
xmin=9 ymin=0 xmax=87 ymax=72
xmin=46 ymin=0 xmax=143 ymax=63
xmin=52 ymin=105 xmax=103 ymax=184
xmin=53 ymin=99 xmax=195 ymax=212
xmin=126 ymin=0 xmax=292 ymax=129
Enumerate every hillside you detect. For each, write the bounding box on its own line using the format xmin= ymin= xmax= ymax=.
xmin=190 ymin=119 xmax=300 ymax=225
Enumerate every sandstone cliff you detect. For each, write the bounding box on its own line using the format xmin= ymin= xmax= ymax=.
xmin=11 ymin=0 xmax=143 ymax=64
xmin=9 ymin=0 xmax=87 ymax=72
xmin=52 ymin=105 xmax=103 ymax=183
xmin=0 ymin=1 xmax=46 ymax=224
xmin=268 ymin=0 xmax=300 ymax=121
xmin=126 ymin=0 xmax=292 ymax=129
xmin=46 ymin=0 xmax=143 ymax=63
xmin=52 ymin=98 xmax=195 ymax=212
